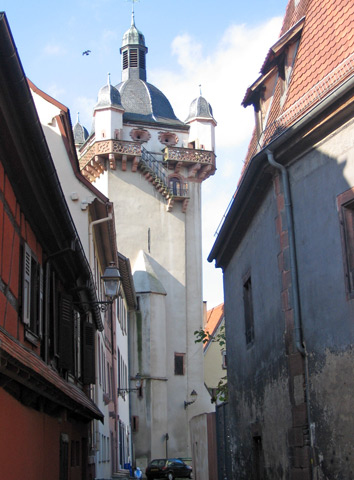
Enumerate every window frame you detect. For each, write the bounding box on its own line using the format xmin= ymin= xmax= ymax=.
xmin=174 ymin=353 xmax=185 ymax=375
xmin=243 ymin=273 xmax=255 ymax=346
xmin=22 ymin=242 xmax=43 ymax=342
xmin=337 ymin=188 xmax=354 ymax=299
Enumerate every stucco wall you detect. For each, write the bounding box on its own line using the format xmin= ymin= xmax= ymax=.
xmin=223 ymin=118 xmax=354 ymax=479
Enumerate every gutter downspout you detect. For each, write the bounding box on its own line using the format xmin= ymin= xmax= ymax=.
xmin=89 ymin=213 xmax=113 ymax=469
xmin=266 ymin=150 xmax=304 ymax=355
xmin=89 ymin=213 xmax=113 ymax=268
xmin=266 ymin=149 xmax=314 ymax=479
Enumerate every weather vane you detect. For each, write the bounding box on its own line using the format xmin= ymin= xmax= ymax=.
xmin=126 ymin=0 xmax=140 ymax=13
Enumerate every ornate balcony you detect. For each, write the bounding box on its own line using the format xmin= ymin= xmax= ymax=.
xmin=79 ymin=139 xmax=142 ymax=181
xmin=163 ymin=146 xmax=216 ymax=180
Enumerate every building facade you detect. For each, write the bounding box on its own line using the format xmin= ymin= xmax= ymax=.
xmin=76 ymin=11 xmax=216 ymax=469
xmin=30 ymin=77 xmax=138 ymax=479
xmin=0 ymin=13 xmax=103 ymax=480
xmin=209 ymin=0 xmax=354 ymax=479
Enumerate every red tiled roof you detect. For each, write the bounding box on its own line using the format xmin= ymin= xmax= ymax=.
xmin=284 ymin=0 xmax=354 ymax=110
xmin=204 ymin=303 xmax=224 ymax=350
xmin=0 ymin=328 xmax=103 ymax=420
xmin=242 ymin=0 xmax=354 ymax=165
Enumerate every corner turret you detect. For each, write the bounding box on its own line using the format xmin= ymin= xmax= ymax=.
xmin=93 ymin=73 xmax=125 ymax=141
xmin=185 ymin=91 xmax=217 ymax=152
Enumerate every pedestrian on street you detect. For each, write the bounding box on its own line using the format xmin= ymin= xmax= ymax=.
xmin=134 ymin=466 xmax=142 ymax=479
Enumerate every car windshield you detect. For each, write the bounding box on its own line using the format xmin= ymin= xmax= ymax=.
xmin=150 ymin=459 xmax=166 ymax=467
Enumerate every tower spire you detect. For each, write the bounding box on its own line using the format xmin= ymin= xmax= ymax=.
xmin=121 ymin=2 xmax=148 ymax=82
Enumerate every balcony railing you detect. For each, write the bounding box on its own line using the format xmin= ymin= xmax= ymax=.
xmin=79 ymin=139 xmax=142 ymax=168
xmin=163 ymin=146 xmax=215 ymax=167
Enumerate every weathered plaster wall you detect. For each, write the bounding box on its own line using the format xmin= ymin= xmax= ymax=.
xmin=224 ymin=188 xmax=292 ymax=479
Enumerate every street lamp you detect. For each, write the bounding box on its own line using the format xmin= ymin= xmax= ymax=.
xmin=184 ymin=390 xmax=198 ymax=409
xmin=75 ymin=262 xmax=122 ymax=312
xmin=117 ymin=373 xmax=142 ymax=396
xmin=101 ymin=262 xmax=122 ymax=299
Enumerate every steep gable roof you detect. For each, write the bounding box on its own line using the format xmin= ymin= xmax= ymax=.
xmin=243 ymin=0 xmax=354 ymax=164
xmin=209 ymin=0 xmax=354 ymax=268
xmin=204 ymin=303 xmax=224 ymax=351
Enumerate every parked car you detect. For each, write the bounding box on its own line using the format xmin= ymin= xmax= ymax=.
xmin=146 ymin=458 xmax=193 ymax=480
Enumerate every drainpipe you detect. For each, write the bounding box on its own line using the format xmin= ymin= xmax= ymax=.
xmin=89 ymin=213 xmax=113 ymax=268
xmin=266 ymin=149 xmax=314 ymax=479
xmin=89 ymin=213 xmax=113 ymax=469
xmin=266 ymin=150 xmax=304 ymax=355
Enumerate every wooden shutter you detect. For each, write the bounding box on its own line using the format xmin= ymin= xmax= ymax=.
xmin=22 ymin=243 xmax=31 ymax=325
xmin=59 ymin=294 xmax=74 ymax=371
xmin=38 ymin=266 xmax=44 ymax=338
xmin=82 ymin=321 xmax=95 ymax=385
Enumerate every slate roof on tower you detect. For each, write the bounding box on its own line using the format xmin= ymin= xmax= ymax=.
xmin=185 ymin=95 xmax=216 ymax=124
xmin=116 ymin=11 xmax=187 ymax=129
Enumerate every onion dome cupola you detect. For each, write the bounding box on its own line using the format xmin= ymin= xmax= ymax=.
xmin=120 ymin=9 xmax=148 ymax=82
xmin=185 ymin=91 xmax=217 ymax=152
xmin=94 ymin=74 xmax=125 ymax=141
xmin=73 ymin=112 xmax=89 ymax=147
xmin=94 ymin=73 xmax=124 ymax=111
xmin=185 ymin=94 xmax=216 ymax=125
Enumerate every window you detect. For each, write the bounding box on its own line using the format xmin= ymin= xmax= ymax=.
xmin=338 ymin=189 xmax=354 ymax=297
xmin=129 ymin=49 xmax=138 ymax=67
xmin=122 ymin=50 xmax=128 ymax=70
xmin=139 ymin=49 xmax=145 ymax=69
xmin=174 ymin=353 xmax=185 ymax=375
xmin=132 ymin=416 xmax=139 ymax=432
xmin=169 ymin=177 xmax=181 ymax=196
xmin=22 ymin=243 xmax=43 ymax=339
xmin=222 ymin=349 xmax=227 ymax=369
xmin=243 ymin=275 xmax=255 ymax=345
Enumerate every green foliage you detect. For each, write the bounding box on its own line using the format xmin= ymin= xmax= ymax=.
xmin=194 ymin=323 xmax=228 ymax=403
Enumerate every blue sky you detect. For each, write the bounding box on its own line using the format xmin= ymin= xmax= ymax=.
xmin=2 ymin=0 xmax=288 ymax=308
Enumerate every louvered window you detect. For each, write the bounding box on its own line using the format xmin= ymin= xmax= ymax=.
xmin=139 ymin=49 xmax=145 ymax=69
xmin=22 ymin=243 xmax=43 ymax=339
xmin=129 ymin=49 xmax=138 ymax=67
xmin=123 ymin=50 xmax=128 ymax=70
xmin=59 ymin=294 xmax=74 ymax=372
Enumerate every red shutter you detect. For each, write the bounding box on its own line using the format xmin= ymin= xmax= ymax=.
xmin=22 ymin=243 xmax=31 ymax=325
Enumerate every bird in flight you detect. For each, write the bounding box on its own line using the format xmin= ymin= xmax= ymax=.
xmin=82 ymin=50 xmax=91 ymax=56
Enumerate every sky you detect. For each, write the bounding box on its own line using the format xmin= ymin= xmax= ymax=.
xmin=2 ymin=0 xmax=287 ymax=309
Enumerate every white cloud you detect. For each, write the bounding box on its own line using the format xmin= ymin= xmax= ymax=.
xmin=151 ymin=16 xmax=282 ymax=149
xmin=149 ymin=16 xmax=283 ymax=308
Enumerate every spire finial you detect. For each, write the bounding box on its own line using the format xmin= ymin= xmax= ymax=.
xmin=77 ymin=112 xmax=80 ymax=123
xmin=128 ymin=0 xmax=139 ymax=26
xmin=107 ymin=72 xmax=111 ymax=85
xmin=199 ymin=84 xmax=202 ymax=96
